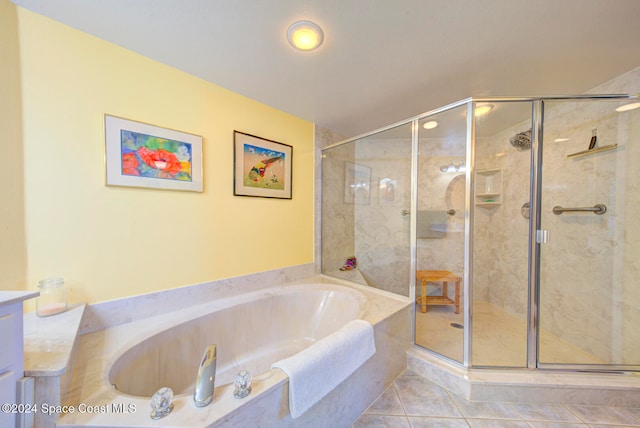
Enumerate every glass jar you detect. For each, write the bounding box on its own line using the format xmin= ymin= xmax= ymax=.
xmin=36 ymin=277 xmax=67 ymax=317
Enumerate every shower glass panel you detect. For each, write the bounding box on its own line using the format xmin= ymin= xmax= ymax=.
xmin=538 ymin=98 xmax=640 ymax=368
xmin=471 ymin=101 xmax=533 ymax=367
xmin=415 ymin=105 xmax=468 ymax=363
xmin=321 ymin=123 xmax=413 ymax=297
xmin=321 ymin=93 xmax=639 ymax=373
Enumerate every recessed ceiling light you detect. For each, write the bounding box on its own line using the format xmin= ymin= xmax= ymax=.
xmin=554 ymin=138 xmax=570 ymax=142
xmin=287 ymin=20 xmax=324 ymax=51
xmin=615 ymin=102 xmax=640 ymax=112
xmin=475 ymin=104 xmax=494 ymax=116
xmin=422 ymin=121 xmax=438 ymax=130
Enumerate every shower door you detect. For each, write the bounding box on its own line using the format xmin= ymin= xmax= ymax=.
xmin=537 ymin=97 xmax=640 ymax=369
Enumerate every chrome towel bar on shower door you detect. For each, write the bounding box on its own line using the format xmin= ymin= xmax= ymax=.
xmin=401 ymin=209 xmax=456 ymax=216
xmin=552 ymin=204 xmax=607 ymax=215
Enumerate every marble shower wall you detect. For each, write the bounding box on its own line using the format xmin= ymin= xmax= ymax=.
xmin=415 ymin=106 xmax=470 ymax=303
xmin=473 ymin=119 xmax=531 ymax=319
xmin=316 ymin=125 xmax=347 ymax=274
xmin=416 ymin=137 xmax=467 ymax=299
xmin=321 ymin=140 xmax=356 ymax=280
xmin=320 ymin=66 xmax=639 ymax=365
xmin=353 ymin=135 xmax=412 ymax=297
xmin=321 ymin=125 xmax=413 ymax=297
xmin=538 ymin=99 xmax=640 ymax=364
xmin=578 ymin=67 xmax=640 ymax=364
xmin=471 ymin=85 xmax=640 ymax=364
xmin=618 ymin=113 xmax=640 ymax=364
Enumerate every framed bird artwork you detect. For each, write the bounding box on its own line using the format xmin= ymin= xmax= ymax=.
xmin=233 ymin=131 xmax=292 ymax=199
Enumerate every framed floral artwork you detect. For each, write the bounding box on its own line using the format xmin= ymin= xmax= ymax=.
xmin=233 ymin=131 xmax=292 ymax=199
xmin=104 ymin=114 xmax=203 ymax=192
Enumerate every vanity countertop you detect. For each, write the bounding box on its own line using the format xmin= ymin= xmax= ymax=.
xmin=0 ymin=291 xmax=39 ymax=306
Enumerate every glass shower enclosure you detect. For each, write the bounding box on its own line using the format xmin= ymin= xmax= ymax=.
xmin=321 ymin=95 xmax=640 ymax=371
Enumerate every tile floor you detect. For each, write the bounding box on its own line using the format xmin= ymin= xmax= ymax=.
xmin=353 ymin=370 xmax=640 ymax=428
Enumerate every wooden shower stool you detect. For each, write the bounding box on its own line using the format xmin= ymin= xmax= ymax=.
xmin=416 ymin=270 xmax=461 ymax=314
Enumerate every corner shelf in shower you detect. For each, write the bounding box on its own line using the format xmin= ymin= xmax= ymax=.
xmin=474 ymin=169 xmax=502 ymax=208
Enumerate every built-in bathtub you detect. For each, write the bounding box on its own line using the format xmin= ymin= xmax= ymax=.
xmin=59 ymin=278 xmax=412 ymax=427
xmin=110 ymin=284 xmax=366 ymax=397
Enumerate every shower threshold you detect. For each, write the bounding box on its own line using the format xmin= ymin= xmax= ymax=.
xmin=407 ymin=346 xmax=640 ymax=407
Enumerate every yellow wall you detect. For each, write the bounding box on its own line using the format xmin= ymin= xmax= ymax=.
xmin=0 ymin=0 xmax=27 ymax=290
xmin=15 ymin=7 xmax=314 ymax=305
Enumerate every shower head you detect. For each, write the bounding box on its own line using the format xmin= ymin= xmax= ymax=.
xmin=510 ymin=129 xmax=532 ymax=151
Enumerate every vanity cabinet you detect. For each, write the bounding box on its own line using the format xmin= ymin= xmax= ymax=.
xmin=0 ymin=292 xmax=38 ymax=428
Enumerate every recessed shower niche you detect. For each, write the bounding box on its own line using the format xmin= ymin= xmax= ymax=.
xmin=322 ymin=95 xmax=640 ymax=372
xmin=474 ymin=169 xmax=502 ymax=207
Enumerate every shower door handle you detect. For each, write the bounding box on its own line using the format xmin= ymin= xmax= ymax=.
xmin=536 ymin=230 xmax=549 ymax=244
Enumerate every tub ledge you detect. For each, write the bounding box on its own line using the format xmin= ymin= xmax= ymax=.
xmin=23 ymin=304 xmax=86 ymax=428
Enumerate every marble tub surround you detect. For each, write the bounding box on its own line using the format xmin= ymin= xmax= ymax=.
xmin=23 ymin=304 xmax=86 ymax=427
xmin=218 ymin=305 xmax=411 ymax=428
xmin=24 ymin=304 xmax=86 ymax=376
xmin=272 ymin=319 xmax=376 ymax=418
xmin=109 ymin=283 xmax=366 ymax=397
xmin=59 ymin=277 xmax=412 ymax=427
xmin=80 ymin=262 xmax=315 ymax=334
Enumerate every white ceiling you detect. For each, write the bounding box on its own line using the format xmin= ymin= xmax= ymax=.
xmin=12 ymin=0 xmax=640 ymax=138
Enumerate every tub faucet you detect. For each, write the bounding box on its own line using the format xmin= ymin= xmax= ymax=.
xmin=194 ymin=344 xmax=217 ymax=407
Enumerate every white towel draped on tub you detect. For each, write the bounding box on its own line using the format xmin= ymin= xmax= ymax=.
xmin=271 ymin=319 xmax=376 ymax=419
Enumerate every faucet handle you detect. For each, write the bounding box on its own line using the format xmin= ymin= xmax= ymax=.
xmin=233 ymin=370 xmax=252 ymax=399
xmin=150 ymin=387 xmax=174 ymax=419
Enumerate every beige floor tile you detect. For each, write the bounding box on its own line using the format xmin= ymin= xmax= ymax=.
xmin=510 ymin=403 xmax=581 ymax=423
xmin=566 ymin=405 xmax=640 ymax=425
xmin=449 ymin=392 xmax=521 ymax=419
xmin=526 ymin=423 xmax=588 ymax=428
xmin=364 ymin=385 xmax=404 ymax=415
xmin=589 ymin=425 xmax=640 ymax=428
xmin=407 ymin=416 xmax=470 ymax=427
xmin=352 ymin=371 xmax=640 ymax=428
xmin=465 ymin=419 xmax=529 ymax=428
xmin=394 ymin=373 xmax=462 ymax=418
xmin=352 ymin=414 xmax=411 ymax=428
